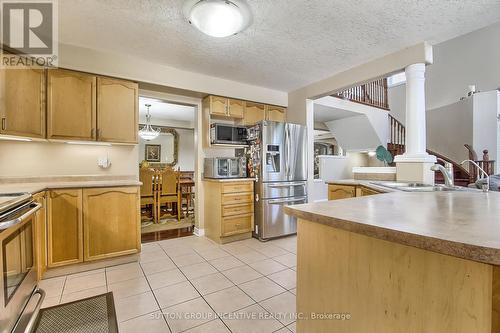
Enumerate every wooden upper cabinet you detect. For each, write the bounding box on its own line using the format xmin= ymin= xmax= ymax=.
xmin=0 ymin=68 xmax=46 ymax=138
xmin=97 ymin=77 xmax=138 ymax=143
xmin=242 ymin=102 xmax=266 ymax=126
xmin=208 ymin=96 xmax=228 ymax=116
xmin=205 ymin=96 xmax=245 ymax=119
xmin=266 ymin=105 xmax=286 ymax=122
xmin=83 ymin=187 xmax=140 ymax=261
xmin=47 ymin=189 xmax=83 ymax=268
xmin=47 ymin=69 xmax=96 ymax=140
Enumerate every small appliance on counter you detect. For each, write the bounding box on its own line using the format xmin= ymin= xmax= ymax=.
xmin=210 ymin=123 xmax=248 ymax=146
xmin=204 ymin=157 xmax=247 ymax=179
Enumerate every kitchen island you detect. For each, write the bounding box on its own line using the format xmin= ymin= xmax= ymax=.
xmin=284 ymin=190 xmax=500 ymax=333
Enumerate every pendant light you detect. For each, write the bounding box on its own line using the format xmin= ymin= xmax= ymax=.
xmin=183 ymin=0 xmax=252 ymax=38
xmin=138 ymin=104 xmax=160 ymax=141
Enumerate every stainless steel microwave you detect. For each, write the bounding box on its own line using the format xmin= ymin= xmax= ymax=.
xmin=210 ymin=123 xmax=248 ymax=145
xmin=204 ymin=157 xmax=247 ymax=179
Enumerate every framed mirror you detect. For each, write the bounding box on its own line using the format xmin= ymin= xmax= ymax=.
xmin=139 ymin=126 xmax=179 ymax=168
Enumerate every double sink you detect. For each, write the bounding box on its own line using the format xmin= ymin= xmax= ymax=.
xmin=370 ymin=182 xmax=479 ymax=192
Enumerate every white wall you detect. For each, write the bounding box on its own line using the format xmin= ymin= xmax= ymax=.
xmin=389 ymin=21 xmax=500 ymax=124
xmin=0 ymin=141 xmax=138 ymax=177
xmin=426 ymin=99 xmax=473 ymax=163
xmin=138 ymin=128 xmax=195 ymax=171
xmin=473 ymin=91 xmax=499 ymax=170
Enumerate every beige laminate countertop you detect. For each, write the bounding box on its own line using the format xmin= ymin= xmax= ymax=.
xmin=326 ymin=179 xmax=396 ymax=192
xmin=203 ymin=178 xmax=256 ymax=183
xmin=0 ymin=175 xmax=141 ymax=194
xmin=285 ymin=190 xmax=500 ymax=265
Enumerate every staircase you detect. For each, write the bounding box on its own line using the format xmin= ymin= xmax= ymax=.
xmin=334 ymin=80 xmax=495 ymax=186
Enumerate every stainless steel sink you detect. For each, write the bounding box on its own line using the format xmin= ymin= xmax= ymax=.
xmin=370 ymin=182 xmax=478 ymax=192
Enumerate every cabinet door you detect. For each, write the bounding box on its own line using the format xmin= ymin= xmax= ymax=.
xmin=266 ymin=105 xmax=286 ymax=122
xmin=328 ymin=185 xmax=356 ymax=200
xmin=228 ymin=99 xmax=244 ymax=118
xmin=242 ymin=102 xmax=266 ymax=125
xmin=47 ymin=69 xmax=96 ymax=140
xmin=209 ymin=96 xmax=228 ymax=116
xmin=83 ymin=187 xmax=140 ymax=261
xmin=47 ymin=189 xmax=83 ymax=267
xmin=97 ymin=77 xmax=138 ymax=143
xmin=356 ymin=186 xmax=380 ymax=197
xmin=34 ymin=192 xmax=46 ymax=280
xmin=0 ymin=68 xmax=46 ymax=138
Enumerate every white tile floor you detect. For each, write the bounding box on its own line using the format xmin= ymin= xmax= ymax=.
xmin=39 ymin=235 xmax=298 ymax=333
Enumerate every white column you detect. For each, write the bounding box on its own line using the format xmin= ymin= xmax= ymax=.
xmin=394 ymin=63 xmax=435 ymax=163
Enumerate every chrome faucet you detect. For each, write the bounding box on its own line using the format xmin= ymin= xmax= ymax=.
xmin=461 ymin=160 xmax=490 ymax=192
xmin=431 ymin=158 xmax=454 ymax=187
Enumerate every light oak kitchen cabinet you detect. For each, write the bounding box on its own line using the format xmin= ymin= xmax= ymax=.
xmin=34 ymin=191 xmax=47 ymax=280
xmin=204 ymin=180 xmax=254 ymax=244
xmin=241 ymin=102 xmax=266 ymax=125
xmin=204 ymin=95 xmax=245 ymax=119
xmin=328 ymin=183 xmax=382 ymax=200
xmin=0 ymin=68 xmax=46 ymax=138
xmin=82 ymin=187 xmax=140 ymax=261
xmin=47 ymin=189 xmax=84 ymax=268
xmin=97 ymin=77 xmax=138 ymax=143
xmin=47 ymin=69 xmax=97 ymax=141
xmin=266 ymin=105 xmax=286 ymax=122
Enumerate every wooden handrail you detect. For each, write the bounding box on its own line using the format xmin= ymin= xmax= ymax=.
xmin=333 ymin=78 xmax=389 ymax=110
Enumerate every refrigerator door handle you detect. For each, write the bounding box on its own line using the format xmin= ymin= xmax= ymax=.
xmin=285 ymin=125 xmax=290 ymax=179
xmin=268 ymin=182 xmax=306 ymax=188
xmin=268 ymin=197 xmax=307 ymax=205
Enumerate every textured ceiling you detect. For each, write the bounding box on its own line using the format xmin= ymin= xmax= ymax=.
xmin=59 ymin=0 xmax=500 ymax=91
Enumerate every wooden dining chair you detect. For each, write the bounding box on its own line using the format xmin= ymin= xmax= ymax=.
xmin=139 ymin=167 xmax=158 ymax=222
xmin=157 ymin=167 xmax=182 ymax=221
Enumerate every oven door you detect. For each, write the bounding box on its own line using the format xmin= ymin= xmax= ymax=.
xmin=0 ymin=202 xmax=42 ymax=333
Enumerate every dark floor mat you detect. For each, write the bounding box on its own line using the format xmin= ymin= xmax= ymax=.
xmin=34 ymin=292 xmax=118 ymax=333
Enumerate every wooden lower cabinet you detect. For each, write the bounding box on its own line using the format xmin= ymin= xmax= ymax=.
xmin=34 ymin=192 xmax=47 ymax=280
xmin=328 ymin=184 xmax=357 ymax=200
xmin=82 ymin=187 xmax=140 ymax=261
xmin=46 ymin=186 xmax=140 ymax=269
xmin=47 ymin=189 xmax=84 ymax=268
xmin=328 ymin=184 xmax=382 ymax=200
xmin=204 ymin=180 xmax=255 ymax=243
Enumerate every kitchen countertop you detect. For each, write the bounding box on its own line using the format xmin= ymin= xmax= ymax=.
xmin=326 ymin=179 xmax=396 ymax=192
xmin=203 ymin=178 xmax=256 ymax=183
xmin=285 ymin=190 xmax=500 ymax=265
xmin=0 ymin=175 xmax=141 ymax=194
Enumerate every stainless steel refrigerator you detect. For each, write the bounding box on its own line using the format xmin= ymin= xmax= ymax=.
xmin=249 ymin=121 xmax=307 ymax=241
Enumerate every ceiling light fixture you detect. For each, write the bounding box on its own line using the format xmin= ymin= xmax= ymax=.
xmin=183 ymin=0 xmax=252 ymax=38
xmin=138 ymin=104 xmax=160 ymax=141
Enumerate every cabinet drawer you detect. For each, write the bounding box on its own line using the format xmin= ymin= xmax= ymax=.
xmin=222 ymin=203 xmax=254 ymax=217
xmin=222 ymin=192 xmax=253 ymax=205
xmin=222 ymin=182 xmax=253 ymax=194
xmin=222 ymin=214 xmax=253 ymax=236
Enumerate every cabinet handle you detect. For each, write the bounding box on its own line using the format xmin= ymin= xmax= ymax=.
xmin=1 ymin=117 xmax=5 ymax=131
xmin=96 ymin=129 xmax=101 ymax=139
xmin=91 ymin=128 xmax=95 ymax=138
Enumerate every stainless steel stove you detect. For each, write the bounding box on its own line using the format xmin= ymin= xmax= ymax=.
xmin=0 ymin=192 xmax=44 ymax=333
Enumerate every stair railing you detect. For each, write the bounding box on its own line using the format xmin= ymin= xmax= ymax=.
xmin=332 ymin=78 xmax=389 ymax=110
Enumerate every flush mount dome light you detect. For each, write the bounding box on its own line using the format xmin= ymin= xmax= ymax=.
xmin=183 ymin=0 xmax=252 ymax=38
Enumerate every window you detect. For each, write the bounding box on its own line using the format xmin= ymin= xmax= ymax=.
xmin=387 ymin=72 xmax=406 ymax=87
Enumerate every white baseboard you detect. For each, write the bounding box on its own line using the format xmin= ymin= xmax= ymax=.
xmin=194 ymin=227 xmax=205 ymax=237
